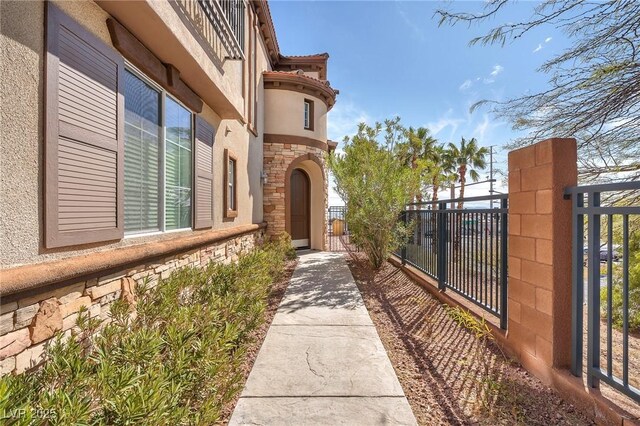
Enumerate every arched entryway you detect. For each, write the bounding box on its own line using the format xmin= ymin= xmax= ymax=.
xmin=290 ymin=169 xmax=310 ymax=248
xmin=285 ymin=154 xmax=326 ymax=250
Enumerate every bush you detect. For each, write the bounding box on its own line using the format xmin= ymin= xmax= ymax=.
xmin=0 ymin=237 xmax=293 ymax=425
xmin=600 ymin=232 xmax=640 ymax=333
xmin=327 ymin=118 xmax=422 ymax=268
xmin=601 ymin=251 xmax=640 ymax=333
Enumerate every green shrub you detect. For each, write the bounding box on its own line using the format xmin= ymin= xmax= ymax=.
xmin=328 ymin=118 xmax=422 ymax=268
xmin=601 ymin=253 xmax=640 ymax=333
xmin=1 ymin=238 xmax=293 ymax=425
xmin=600 ymin=232 xmax=640 ymax=333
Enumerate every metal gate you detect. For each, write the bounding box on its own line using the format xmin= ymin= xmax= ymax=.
xmin=567 ymin=181 xmax=640 ymax=403
xmin=327 ymin=206 xmax=357 ymax=252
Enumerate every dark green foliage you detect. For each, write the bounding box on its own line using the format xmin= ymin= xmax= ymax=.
xmin=0 ymin=236 xmax=292 ymax=425
xmin=601 ymin=232 xmax=640 ymax=332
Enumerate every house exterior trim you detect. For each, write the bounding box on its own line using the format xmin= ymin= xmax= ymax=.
xmin=263 ymin=71 xmax=337 ymax=110
xmin=283 ymin=153 xmax=325 ymax=236
xmin=1 ymin=223 xmax=267 ymax=298
xmin=106 ymin=17 xmax=203 ymax=113
xmin=264 ymin=134 xmax=330 ymax=151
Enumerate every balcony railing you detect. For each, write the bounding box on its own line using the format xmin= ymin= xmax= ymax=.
xmin=198 ymin=0 xmax=245 ymax=60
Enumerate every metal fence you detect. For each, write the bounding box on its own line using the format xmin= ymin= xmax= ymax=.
xmin=396 ymin=194 xmax=508 ymax=329
xmin=327 ymin=206 xmax=358 ymax=252
xmin=566 ymin=181 xmax=640 ymax=403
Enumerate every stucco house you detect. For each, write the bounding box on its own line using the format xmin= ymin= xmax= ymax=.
xmin=0 ymin=0 xmax=337 ymax=374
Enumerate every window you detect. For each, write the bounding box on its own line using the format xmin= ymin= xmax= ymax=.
xmin=304 ymin=99 xmax=314 ymax=130
xmin=224 ymin=149 xmax=238 ymax=218
xmin=124 ymin=70 xmax=161 ymax=234
xmin=124 ymin=69 xmax=193 ymax=235
xmin=165 ymin=97 xmax=193 ymax=230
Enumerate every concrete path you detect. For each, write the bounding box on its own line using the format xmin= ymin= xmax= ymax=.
xmin=229 ymin=251 xmax=417 ymax=426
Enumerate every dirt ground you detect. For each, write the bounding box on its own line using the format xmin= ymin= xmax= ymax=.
xmin=218 ymin=258 xmax=297 ymax=424
xmin=347 ymin=251 xmax=595 ymax=426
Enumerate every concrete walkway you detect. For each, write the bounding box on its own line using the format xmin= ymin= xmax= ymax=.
xmin=229 ymin=251 xmax=417 ymax=426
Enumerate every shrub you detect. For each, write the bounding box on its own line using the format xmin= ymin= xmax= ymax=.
xmin=328 ymin=118 xmax=422 ymax=268
xmin=601 ymin=248 xmax=640 ymax=333
xmin=1 ymin=238 xmax=293 ymax=425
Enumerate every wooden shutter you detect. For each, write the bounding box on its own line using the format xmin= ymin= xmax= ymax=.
xmin=45 ymin=4 xmax=124 ymax=248
xmin=193 ymin=116 xmax=215 ymax=229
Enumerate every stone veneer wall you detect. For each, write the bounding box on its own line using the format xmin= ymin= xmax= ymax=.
xmin=263 ymin=141 xmax=328 ymax=247
xmin=0 ymin=229 xmax=264 ymax=376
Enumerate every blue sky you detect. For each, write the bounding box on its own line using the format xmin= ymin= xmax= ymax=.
xmin=268 ymin=1 xmax=571 ymax=203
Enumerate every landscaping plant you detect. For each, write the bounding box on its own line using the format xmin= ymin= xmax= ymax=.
xmin=0 ymin=236 xmax=293 ymax=425
xmin=601 ymin=230 xmax=640 ymax=332
xmin=328 ymin=118 xmax=422 ymax=268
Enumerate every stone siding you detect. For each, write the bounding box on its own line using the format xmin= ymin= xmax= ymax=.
xmin=263 ymin=141 xmax=328 ymax=247
xmin=0 ymin=229 xmax=263 ymax=376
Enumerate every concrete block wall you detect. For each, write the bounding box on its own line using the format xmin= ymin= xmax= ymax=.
xmin=0 ymin=229 xmax=263 ymax=376
xmin=506 ymin=138 xmax=577 ymax=379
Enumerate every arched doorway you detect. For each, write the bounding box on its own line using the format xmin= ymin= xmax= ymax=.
xmin=290 ymin=168 xmax=310 ymax=248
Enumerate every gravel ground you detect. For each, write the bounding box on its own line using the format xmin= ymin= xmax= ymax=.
xmin=218 ymin=258 xmax=297 ymax=424
xmin=347 ymin=251 xmax=595 ymax=426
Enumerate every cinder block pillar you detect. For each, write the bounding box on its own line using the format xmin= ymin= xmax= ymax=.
xmin=507 ymin=138 xmax=577 ymax=380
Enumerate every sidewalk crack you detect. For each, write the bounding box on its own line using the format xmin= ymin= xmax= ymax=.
xmin=305 ymin=346 xmax=325 ymax=379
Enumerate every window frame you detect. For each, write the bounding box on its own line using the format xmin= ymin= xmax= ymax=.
xmin=224 ymin=148 xmax=238 ymax=219
xmin=303 ymin=99 xmax=314 ymax=131
xmin=123 ymin=64 xmax=195 ymax=237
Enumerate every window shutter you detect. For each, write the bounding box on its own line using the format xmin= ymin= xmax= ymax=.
xmin=45 ymin=4 xmax=124 ymax=248
xmin=193 ymin=116 xmax=215 ymax=229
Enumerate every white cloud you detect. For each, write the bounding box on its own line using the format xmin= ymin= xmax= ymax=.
xmin=483 ymin=65 xmax=504 ymax=84
xmin=490 ymin=65 xmax=504 ymax=77
xmin=459 ymin=79 xmax=472 ymax=91
xmin=327 ymin=101 xmax=370 ymax=142
xmin=396 ymin=4 xmax=425 ymax=42
xmin=473 ymin=115 xmax=490 ymax=142
xmin=427 ymin=109 xmax=466 ymax=139
xmin=533 ymin=37 xmax=552 ymax=53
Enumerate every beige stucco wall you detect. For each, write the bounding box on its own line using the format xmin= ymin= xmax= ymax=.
xmin=0 ymin=0 xmax=267 ymax=267
xmin=263 ymin=89 xmax=328 ymax=142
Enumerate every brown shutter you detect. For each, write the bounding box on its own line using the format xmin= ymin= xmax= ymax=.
xmin=193 ymin=116 xmax=215 ymax=229
xmin=45 ymin=4 xmax=124 ymax=248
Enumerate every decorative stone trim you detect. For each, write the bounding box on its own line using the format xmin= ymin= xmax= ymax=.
xmin=264 ymin=134 xmax=329 ymax=152
xmin=1 ymin=223 xmax=266 ymax=298
xmin=0 ymin=227 xmax=265 ymax=375
xmin=263 ymin=141 xmax=328 ymax=249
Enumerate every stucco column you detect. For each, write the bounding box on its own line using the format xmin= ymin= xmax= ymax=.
xmin=506 ymin=138 xmax=577 ymax=380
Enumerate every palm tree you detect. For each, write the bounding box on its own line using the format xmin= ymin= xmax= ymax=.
xmin=446 ymin=137 xmax=489 ymax=251
xmin=425 ymin=144 xmax=456 ymax=250
xmin=447 ymin=137 xmax=488 ymax=209
xmin=399 ymin=127 xmax=437 ymax=245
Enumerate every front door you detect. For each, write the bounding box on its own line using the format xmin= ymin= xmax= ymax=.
xmin=290 ymin=169 xmax=310 ymax=248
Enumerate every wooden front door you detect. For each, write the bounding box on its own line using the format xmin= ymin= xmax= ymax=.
xmin=290 ymin=169 xmax=310 ymax=248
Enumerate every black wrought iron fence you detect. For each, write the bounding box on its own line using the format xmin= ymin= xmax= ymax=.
xmin=327 ymin=206 xmax=358 ymax=252
xmin=396 ymin=194 xmax=508 ymax=329
xmin=566 ymin=181 xmax=640 ymax=403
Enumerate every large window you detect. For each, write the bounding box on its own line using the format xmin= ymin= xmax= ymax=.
xmin=124 ymin=70 xmax=161 ymax=234
xmin=124 ymin=69 xmax=193 ymax=235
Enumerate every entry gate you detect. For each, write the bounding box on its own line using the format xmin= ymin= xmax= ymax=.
xmin=327 ymin=206 xmax=357 ymax=252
